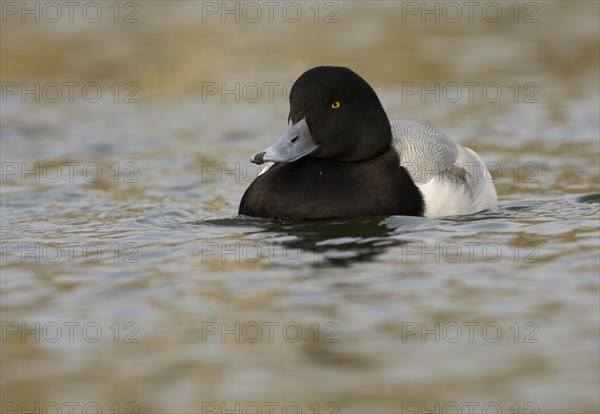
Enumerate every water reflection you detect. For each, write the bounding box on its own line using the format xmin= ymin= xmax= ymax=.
xmin=200 ymin=214 xmax=465 ymax=267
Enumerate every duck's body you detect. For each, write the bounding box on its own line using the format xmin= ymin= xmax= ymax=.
xmin=239 ymin=66 xmax=497 ymax=221
xmin=240 ymin=147 xmax=423 ymax=220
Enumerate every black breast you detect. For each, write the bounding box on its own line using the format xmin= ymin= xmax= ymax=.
xmin=238 ymin=148 xmax=424 ymax=220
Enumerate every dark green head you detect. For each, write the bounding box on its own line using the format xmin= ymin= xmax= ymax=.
xmin=252 ymin=66 xmax=392 ymax=164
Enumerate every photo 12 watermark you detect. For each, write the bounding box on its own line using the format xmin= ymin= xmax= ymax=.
xmin=201 ymin=162 xmax=262 ymax=184
xmin=401 ymin=161 xmax=539 ymax=186
xmin=201 ymin=321 xmax=339 ymax=344
xmin=1 ymin=82 xmax=140 ymax=104
xmin=201 ymin=401 xmax=339 ymax=414
xmin=399 ymin=321 xmax=540 ymax=344
xmin=2 ymin=402 xmax=139 ymax=414
xmin=1 ymin=1 xmax=140 ymax=24
xmin=200 ymin=241 xmax=336 ymax=265
xmin=399 ymin=241 xmax=539 ymax=264
xmin=400 ymin=1 xmax=540 ymax=24
xmin=400 ymin=401 xmax=539 ymax=414
xmin=200 ymin=161 xmax=539 ymax=185
xmin=1 ymin=321 xmax=140 ymax=344
xmin=1 ymin=242 xmax=140 ymax=264
xmin=1 ymin=162 xmax=140 ymax=185
xmin=199 ymin=1 xmax=340 ymax=24
xmin=199 ymin=81 xmax=539 ymax=104
xmin=201 ymin=81 xmax=294 ymax=104
xmin=401 ymin=81 xmax=539 ymax=104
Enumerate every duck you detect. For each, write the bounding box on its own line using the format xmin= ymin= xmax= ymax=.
xmin=239 ymin=66 xmax=498 ymax=221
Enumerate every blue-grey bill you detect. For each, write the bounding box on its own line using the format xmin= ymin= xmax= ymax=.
xmin=251 ymin=118 xmax=319 ymax=164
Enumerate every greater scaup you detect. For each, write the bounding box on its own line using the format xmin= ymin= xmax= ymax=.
xmin=239 ymin=66 xmax=498 ymax=220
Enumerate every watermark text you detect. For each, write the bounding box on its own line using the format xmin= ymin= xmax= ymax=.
xmin=1 ymin=162 xmax=139 ymax=184
xmin=401 ymin=82 xmax=539 ymax=104
xmin=199 ymin=1 xmax=339 ymax=24
xmin=1 ymin=1 xmax=139 ymax=24
xmin=400 ymin=321 xmax=539 ymax=344
xmin=399 ymin=242 xmax=539 ymax=264
xmin=201 ymin=321 xmax=339 ymax=344
xmin=1 ymin=82 xmax=139 ymax=104
xmin=1 ymin=242 xmax=140 ymax=264
xmin=200 ymin=242 xmax=336 ymax=264
xmin=400 ymin=1 xmax=539 ymax=24
xmin=2 ymin=322 xmax=140 ymax=344
xmin=201 ymin=401 xmax=339 ymax=414
xmin=201 ymin=161 xmax=539 ymax=185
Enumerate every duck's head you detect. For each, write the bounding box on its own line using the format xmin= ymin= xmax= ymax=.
xmin=251 ymin=66 xmax=392 ymax=165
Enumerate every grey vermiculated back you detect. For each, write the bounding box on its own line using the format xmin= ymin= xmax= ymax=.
xmin=390 ymin=120 xmax=458 ymax=183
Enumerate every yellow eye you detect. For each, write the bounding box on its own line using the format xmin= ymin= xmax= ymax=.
xmin=330 ymin=101 xmax=341 ymax=109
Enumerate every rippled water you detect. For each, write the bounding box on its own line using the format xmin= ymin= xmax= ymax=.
xmin=1 ymin=2 xmax=599 ymax=413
